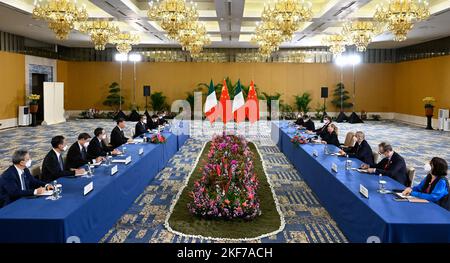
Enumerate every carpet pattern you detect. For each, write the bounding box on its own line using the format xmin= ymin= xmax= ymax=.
xmin=1 ymin=119 xmax=449 ymax=243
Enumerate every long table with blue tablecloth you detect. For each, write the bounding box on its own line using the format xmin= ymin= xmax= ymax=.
xmin=0 ymin=128 xmax=189 ymax=243
xmin=271 ymin=121 xmax=450 ymax=243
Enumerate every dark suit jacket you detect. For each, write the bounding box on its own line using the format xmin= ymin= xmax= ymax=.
xmin=314 ymin=122 xmax=330 ymax=138
xmin=158 ymin=117 xmax=168 ymax=126
xmin=87 ymin=137 xmax=112 ymax=159
xmin=41 ymin=150 xmax=75 ymax=183
xmin=321 ymin=131 xmax=340 ymax=147
xmin=0 ymin=176 xmax=8 ymax=208
xmin=66 ymin=142 xmax=89 ymax=170
xmin=345 ymin=140 xmax=374 ymax=166
xmin=147 ymin=119 xmax=158 ymax=130
xmin=1 ymin=165 xmax=46 ymax=204
xmin=110 ymin=126 xmax=128 ymax=148
xmin=294 ymin=118 xmax=304 ymax=126
xmin=303 ymin=119 xmax=315 ymax=131
xmin=135 ymin=121 xmax=147 ymax=138
xmin=371 ymin=152 xmax=408 ymax=186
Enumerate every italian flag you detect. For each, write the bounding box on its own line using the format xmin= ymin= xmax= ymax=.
xmin=204 ymin=79 xmax=218 ymax=123
xmin=232 ymin=79 xmax=246 ymax=123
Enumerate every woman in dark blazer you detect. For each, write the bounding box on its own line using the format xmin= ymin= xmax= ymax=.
xmin=321 ymin=123 xmax=340 ymax=147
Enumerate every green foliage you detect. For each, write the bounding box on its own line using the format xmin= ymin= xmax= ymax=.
xmin=331 ymin=82 xmax=353 ymax=110
xmin=261 ymin=92 xmax=283 ymax=116
xmin=294 ymin=92 xmax=312 ymax=113
xmin=150 ymin=91 xmax=168 ymax=111
xmin=314 ymin=103 xmax=327 ymax=120
xmin=103 ymin=82 xmax=124 ymax=111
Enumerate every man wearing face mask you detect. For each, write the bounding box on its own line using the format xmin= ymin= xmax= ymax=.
xmin=307 ymin=115 xmax=331 ymax=138
xmin=110 ymin=118 xmax=133 ymax=148
xmin=340 ymin=131 xmax=374 ymax=166
xmin=1 ymin=150 xmax=53 ymax=205
xmin=361 ymin=142 xmax=408 ymax=186
xmin=294 ymin=112 xmax=304 ymax=126
xmin=157 ymin=111 xmax=169 ymax=126
xmin=402 ymin=157 xmax=449 ymax=210
xmin=66 ymin=133 xmax=102 ymax=170
xmin=41 ymin=136 xmax=86 ymax=183
xmin=87 ymin=128 xmax=121 ymax=159
xmin=135 ymin=115 xmax=149 ymax=138
xmin=148 ymin=115 xmax=159 ymax=130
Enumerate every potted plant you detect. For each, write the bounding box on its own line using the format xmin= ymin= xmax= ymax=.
xmin=294 ymin=92 xmax=312 ymax=114
xmin=423 ymin=97 xmax=436 ymax=130
xmin=27 ymin=94 xmax=40 ymax=113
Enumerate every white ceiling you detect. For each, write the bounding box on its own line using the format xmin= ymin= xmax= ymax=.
xmin=0 ymin=0 xmax=449 ymax=49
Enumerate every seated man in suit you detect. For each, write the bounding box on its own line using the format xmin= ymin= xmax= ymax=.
xmin=307 ymin=115 xmax=331 ymax=138
xmin=301 ymin=115 xmax=315 ymax=131
xmin=66 ymin=133 xmax=103 ymax=170
xmin=110 ymin=118 xmax=133 ymax=148
xmin=0 ymin=176 xmax=8 ymax=208
xmin=157 ymin=111 xmax=169 ymax=126
xmin=87 ymin=128 xmax=120 ymax=159
xmin=147 ymin=115 xmax=159 ymax=130
xmin=41 ymin=136 xmax=85 ymax=182
xmin=135 ymin=115 xmax=149 ymax=138
xmin=340 ymin=131 xmax=374 ymax=166
xmin=361 ymin=142 xmax=409 ymax=186
xmin=294 ymin=112 xmax=304 ymax=126
xmin=1 ymin=150 xmax=53 ymax=205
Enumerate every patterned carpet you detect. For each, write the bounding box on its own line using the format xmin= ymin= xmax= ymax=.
xmin=0 ymin=119 xmax=449 ymax=243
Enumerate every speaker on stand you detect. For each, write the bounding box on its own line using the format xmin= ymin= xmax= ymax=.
xmin=143 ymin=85 xmax=151 ymax=119
xmin=321 ymin=87 xmax=328 ymax=122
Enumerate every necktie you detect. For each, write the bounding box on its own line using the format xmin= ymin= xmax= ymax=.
xmin=81 ymin=147 xmax=87 ymax=160
xmin=58 ymin=154 xmax=64 ymax=171
xmin=19 ymin=171 xmax=26 ymax=191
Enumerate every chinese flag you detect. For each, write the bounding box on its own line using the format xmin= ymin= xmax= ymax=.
xmin=245 ymin=80 xmax=259 ymax=123
xmin=218 ymin=79 xmax=232 ymax=124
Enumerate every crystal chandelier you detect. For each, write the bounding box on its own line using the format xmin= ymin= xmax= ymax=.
xmin=148 ymin=0 xmax=198 ymax=40
xmin=374 ymin=0 xmax=430 ymax=41
xmin=262 ymin=0 xmax=313 ymax=41
xmin=322 ymin=35 xmax=347 ymax=56
xmin=177 ymin=22 xmax=207 ymax=50
xmin=343 ymin=21 xmax=379 ymax=52
xmin=187 ymin=35 xmax=211 ymax=58
xmin=78 ymin=20 xmax=120 ymax=50
xmin=252 ymin=21 xmax=284 ymax=57
xmin=32 ymin=0 xmax=88 ymax=40
xmin=111 ymin=32 xmax=140 ymax=54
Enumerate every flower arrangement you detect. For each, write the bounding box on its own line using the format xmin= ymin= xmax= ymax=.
xmin=27 ymin=94 xmax=40 ymax=105
xmin=150 ymin=133 xmax=166 ymax=144
xmin=291 ymin=134 xmax=308 ymax=147
xmin=188 ymin=133 xmax=261 ymax=220
xmin=422 ymin=97 xmax=436 ymax=108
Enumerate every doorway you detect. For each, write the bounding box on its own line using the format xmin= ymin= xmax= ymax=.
xmin=31 ymin=73 xmax=46 ymax=125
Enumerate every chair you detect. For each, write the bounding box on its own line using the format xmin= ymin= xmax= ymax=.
xmin=30 ymin=165 xmax=41 ymax=179
xmin=372 ymin=151 xmax=379 ymax=164
xmin=407 ymin=167 xmax=416 ymax=187
xmin=340 ymin=132 xmax=355 ymax=149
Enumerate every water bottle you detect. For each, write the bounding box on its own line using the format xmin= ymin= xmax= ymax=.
xmin=87 ymin=163 xmax=93 ymax=177
xmin=52 ymin=180 xmax=58 ymax=199
xmin=345 ymin=155 xmax=350 ymax=170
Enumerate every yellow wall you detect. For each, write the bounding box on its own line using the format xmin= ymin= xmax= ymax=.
xmin=1 ymin=51 xmax=449 ymax=121
xmin=0 ymin=51 xmax=25 ymax=119
xmin=394 ymin=55 xmax=450 ymax=116
xmin=60 ymin=61 xmax=395 ymax=113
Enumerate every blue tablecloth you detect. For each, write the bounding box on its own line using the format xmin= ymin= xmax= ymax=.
xmin=0 ymin=130 xmax=188 ymax=243
xmin=272 ymin=121 xmax=450 ymax=243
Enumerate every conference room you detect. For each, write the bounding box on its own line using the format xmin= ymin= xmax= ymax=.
xmin=0 ymin=0 xmax=449 ymax=250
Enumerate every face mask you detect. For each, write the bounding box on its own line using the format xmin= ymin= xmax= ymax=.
xmin=324 ymin=120 xmax=329 ymax=124
xmin=424 ymin=163 xmax=432 ymax=173
xmin=101 ymin=134 xmax=107 ymax=140
xmin=62 ymin=145 xmax=68 ymax=151
xmin=159 ymin=116 xmax=163 ymax=119
xmin=25 ymin=159 xmax=32 ymax=168
xmin=143 ymin=120 xmax=147 ymax=124
xmin=84 ymin=142 xmax=90 ymax=148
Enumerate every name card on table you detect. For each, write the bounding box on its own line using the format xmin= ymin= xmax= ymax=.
xmin=83 ymin=182 xmax=93 ymax=196
xmin=360 ymin=184 xmax=369 ymax=198
xmin=312 ymin=150 xmax=318 ymax=157
xmin=111 ymin=165 xmax=118 ymax=176
xmin=125 ymin=156 xmax=132 ymax=164
xmin=331 ymin=163 xmax=338 ymax=173
xmin=139 ymin=148 xmax=144 ymax=155
xmin=112 ymin=156 xmax=132 ymax=165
